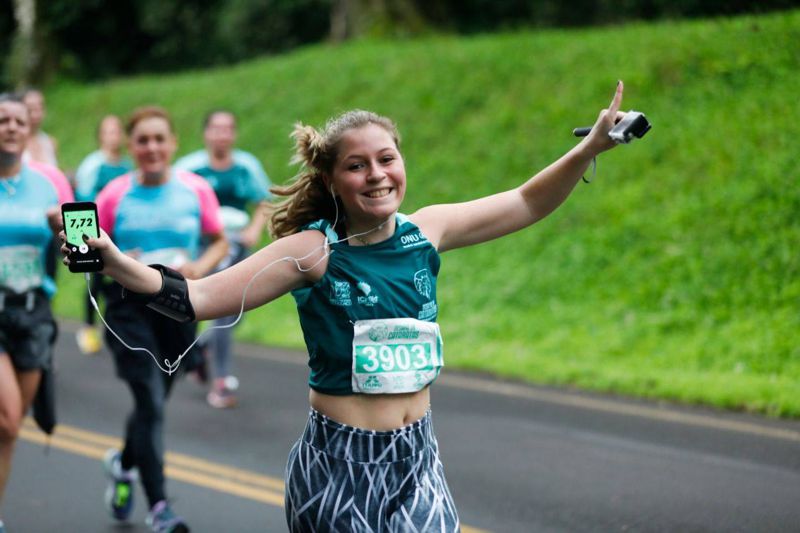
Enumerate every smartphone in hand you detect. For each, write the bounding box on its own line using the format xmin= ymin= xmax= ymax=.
xmin=61 ymin=201 xmax=104 ymax=273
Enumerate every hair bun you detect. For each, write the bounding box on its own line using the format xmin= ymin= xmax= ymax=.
xmin=291 ymin=123 xmax=324 ymax=167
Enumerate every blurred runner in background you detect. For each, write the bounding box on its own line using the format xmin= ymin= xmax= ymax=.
xmin=22 ymin=89 xmax=69 ymax=298
xmin=0 ymin=92 xmax=64 ymax=533
xmin=73 ymin=115 xmax=133 ymax=354
xmin=175 ymin=109 xmax=272 ymax=409
xmin=21 ymin=89 xmax=58 ymax=167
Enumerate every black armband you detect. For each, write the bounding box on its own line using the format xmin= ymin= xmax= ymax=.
xmin=145 ymin=264 xmax=196 ymax=323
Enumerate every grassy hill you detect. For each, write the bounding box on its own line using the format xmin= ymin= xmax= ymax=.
xmin=45 ymin=11 xmax=800 ymax=416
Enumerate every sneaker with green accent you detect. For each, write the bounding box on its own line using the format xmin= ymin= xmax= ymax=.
xmin=146 ymin=500 xmax=190 ymax=532
xmin=103 ymin=448 xmax=137 ymax=521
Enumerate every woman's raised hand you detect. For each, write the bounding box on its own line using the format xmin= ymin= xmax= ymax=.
xmin=582 ymin=80 xmax=626 ymax=156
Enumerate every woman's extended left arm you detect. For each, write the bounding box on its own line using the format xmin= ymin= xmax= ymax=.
xmin=412 ymin=82 xmax=626 ymax=252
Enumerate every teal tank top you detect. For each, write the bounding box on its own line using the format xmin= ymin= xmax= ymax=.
xmin=291 ymin=214 xmax=441 ymax=395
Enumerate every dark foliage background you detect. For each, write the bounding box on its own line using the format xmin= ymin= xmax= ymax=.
xmin=1 ymin=0 xmax=798 ymax=84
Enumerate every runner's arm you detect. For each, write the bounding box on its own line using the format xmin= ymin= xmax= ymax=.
xmin=412 ymin=82 xmax=625 ymax=252
xmin=66 ymin=228 xmax=327 ymax=321
xmin=188 ymin=230 xmax=327 ymax=320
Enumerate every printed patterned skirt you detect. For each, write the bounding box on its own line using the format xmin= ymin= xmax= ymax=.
xmin=285 ymin=409 xmax=461 ymax=532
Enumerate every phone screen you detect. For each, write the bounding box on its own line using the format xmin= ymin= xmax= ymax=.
xmin=61 ymin=202 xmax=103 ymax=272
xmin=63 ymin=208 xmax=99 ymax=248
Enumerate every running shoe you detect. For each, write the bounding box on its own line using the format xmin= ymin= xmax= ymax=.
xmin=76 ymin=325 xmax=102 ymax=354
xmin=206 ymin=377 xmax=238 ymax=409
xmin=0 ymin=518 xmax=5 ymax=533
xmin=103 ymin=448 xmax=137 ymax=521
xmin=146 ymin=500 xmax=190 ymax=533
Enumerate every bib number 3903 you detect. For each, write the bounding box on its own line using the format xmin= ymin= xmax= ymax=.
xmin=357 ymin=344 xmax=432 ymax=373
xmin=352 ymin=318 xmax=443 ymax=394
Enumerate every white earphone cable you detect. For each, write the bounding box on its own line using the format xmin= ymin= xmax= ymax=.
xmin=86 ymin=185 xmax=388 ymax=375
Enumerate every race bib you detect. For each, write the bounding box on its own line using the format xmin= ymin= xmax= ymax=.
xmin=0 ymin=245 xmax=44 ymax=293
xmin=352 ymin=318 xmax=444 ymax=394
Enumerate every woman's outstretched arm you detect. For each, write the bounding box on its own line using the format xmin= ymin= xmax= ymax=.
xmin=62 ymin=229 xmax=328 ymax=321
xmin=412 ymin=82 xmax=627 ymax=252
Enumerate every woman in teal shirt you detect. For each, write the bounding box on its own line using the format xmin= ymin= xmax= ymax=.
xmin=64 ymin=83 xmax=630 ymax=532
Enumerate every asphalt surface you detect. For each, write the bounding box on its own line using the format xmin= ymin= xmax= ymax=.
xmin=5 ymin=320 xmax=800 ymax=532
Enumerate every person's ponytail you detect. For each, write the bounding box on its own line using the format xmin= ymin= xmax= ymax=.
xmin=267 ymin=110 xmax=400 ymax=239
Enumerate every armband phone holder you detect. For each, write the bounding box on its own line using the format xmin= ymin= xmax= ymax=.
xmin=145 ymin=264 xmax=196 ymax=323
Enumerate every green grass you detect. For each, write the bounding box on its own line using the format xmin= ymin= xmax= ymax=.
xmin=46 ymin=11 xmax=800 ymax=416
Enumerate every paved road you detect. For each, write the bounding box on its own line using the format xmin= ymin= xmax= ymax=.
xmin=6 ymin=321 xmax=800 ymax=532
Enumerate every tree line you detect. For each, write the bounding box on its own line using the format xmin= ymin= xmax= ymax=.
xmin=2 ymin=0 xmax=797 ymax=87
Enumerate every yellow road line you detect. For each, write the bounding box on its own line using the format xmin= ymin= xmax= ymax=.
xmin=20 ymin=419 xmax=285 ymax=502
xmin=19 ymin=419 xmax=489 ymax=532
xmin=165 ymin=452 xmax=286 ymax=492
xmin=38 ymin=421 xmax=285 ymax=492
xmin=164 ymin=465 xmax=284 ymax=507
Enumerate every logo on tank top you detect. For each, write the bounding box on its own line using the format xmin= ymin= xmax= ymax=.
xmin=400 ymin=231 xmax=428 ymax=248
xmin=357 ymin=281 xmax=371 ymax=295
xmin=414 ymin=269 xmax=437 ymax=320
xmin=356 ymin=280 xmax=379 ymax=306
xmin=329 ymin=279 xmax=352 ymax=306
xmin=418 ymin=301 xmax=437 ymax=321
xmin=414 ymin=269 xmax=432 ymax=298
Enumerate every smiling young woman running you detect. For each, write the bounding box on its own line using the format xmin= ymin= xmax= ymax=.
xmin=63 ymin=83 xmax=629 ymax=532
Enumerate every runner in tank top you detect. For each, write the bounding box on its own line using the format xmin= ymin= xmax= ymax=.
xmin=63 ymin=83 xmax=633 ymax=532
